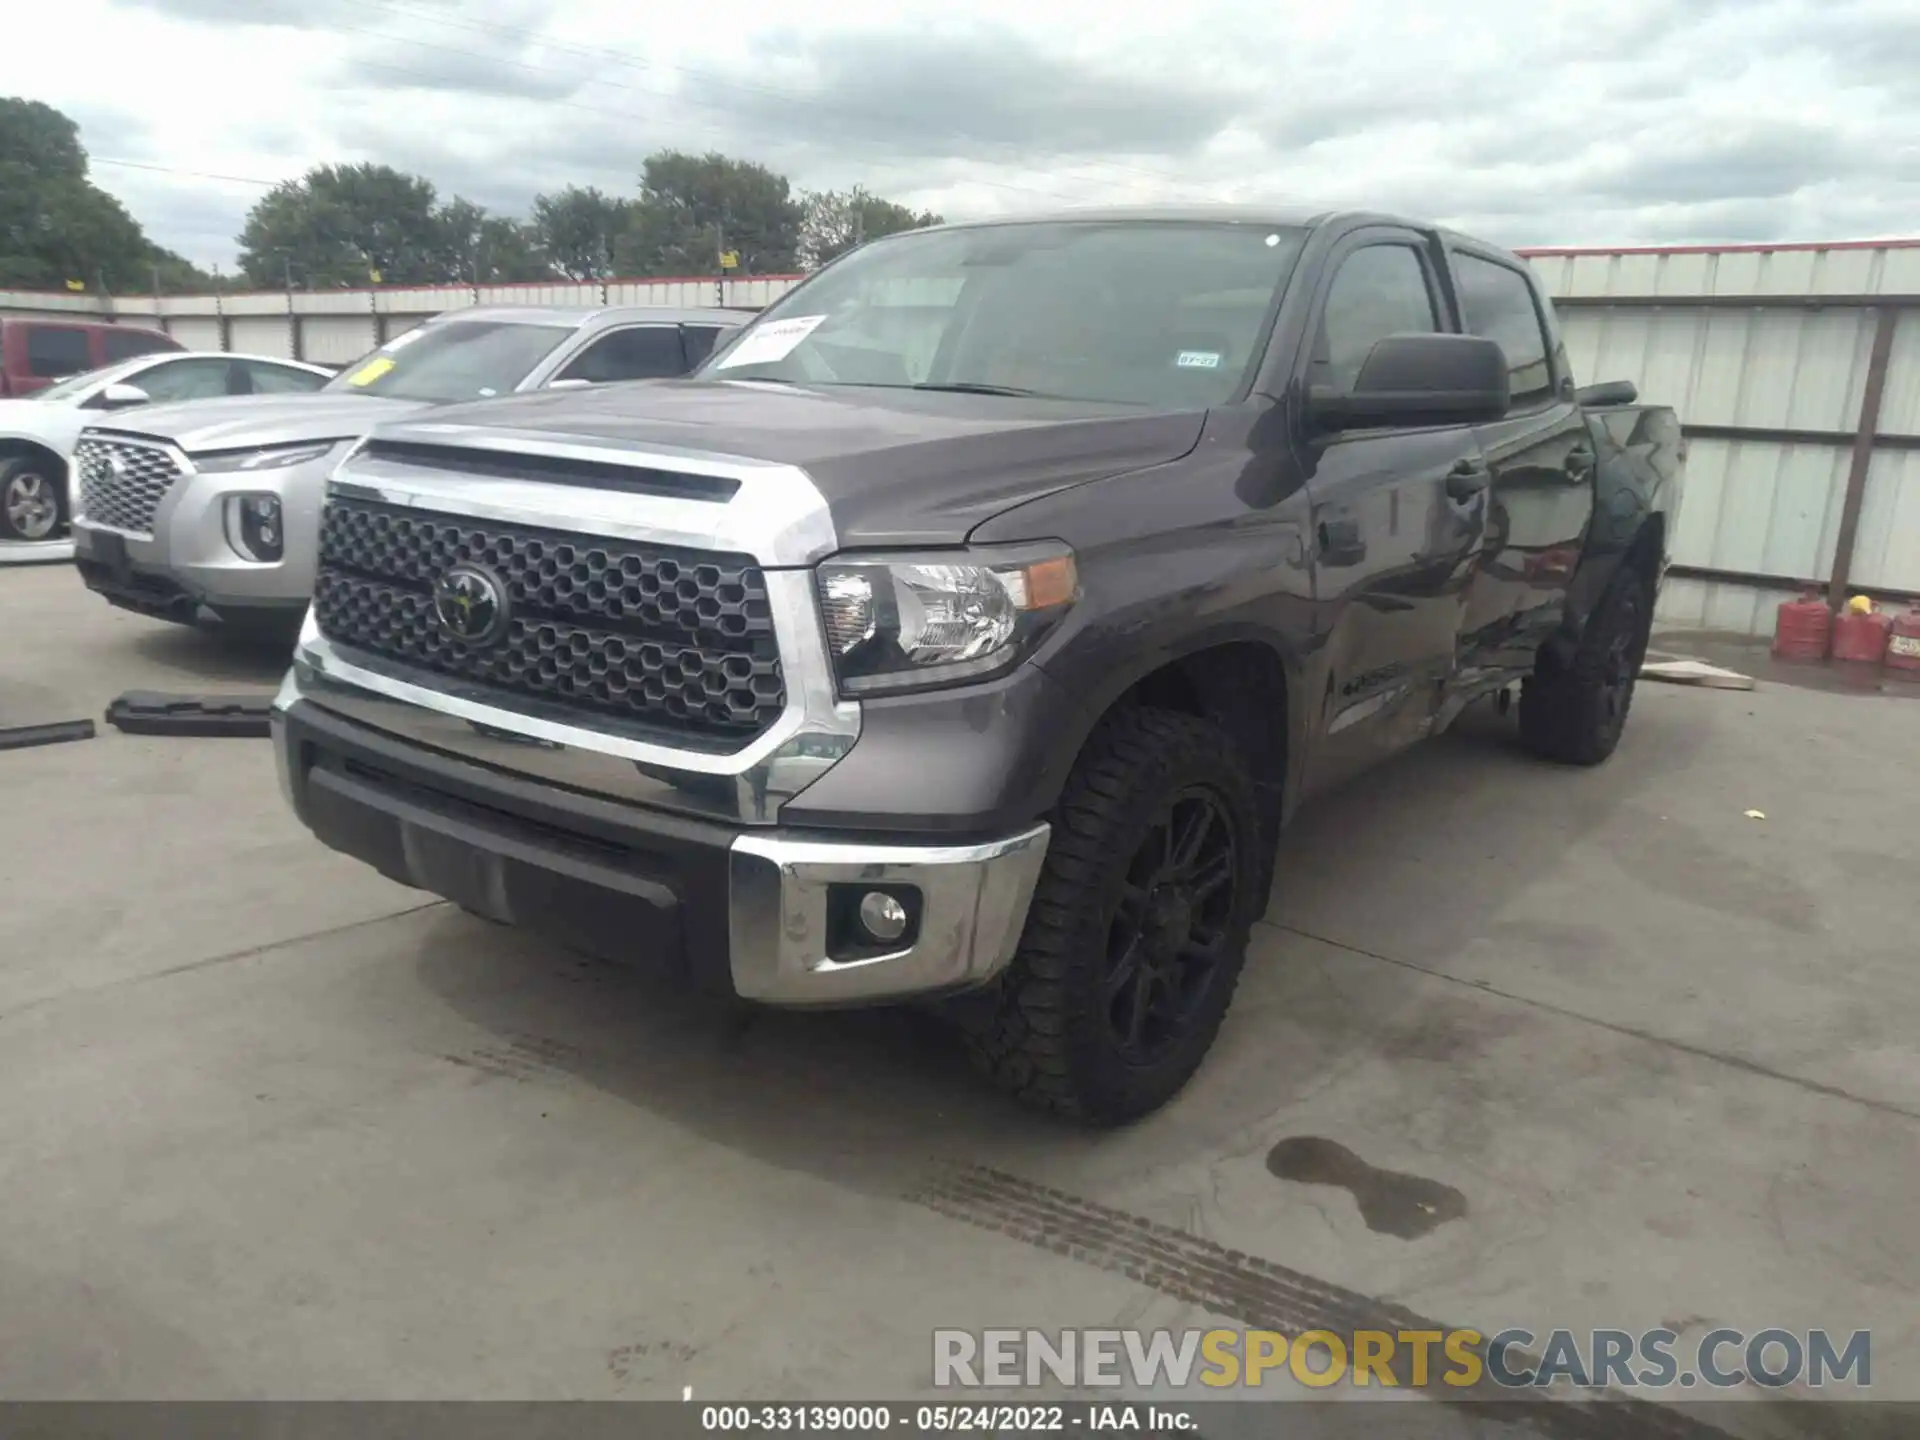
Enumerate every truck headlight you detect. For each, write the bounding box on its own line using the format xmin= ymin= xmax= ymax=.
xmin=224 ymin=494 xmax=284 ymax=562
xmin=194 ymin=441 xmax=337 ymax=474
xmin=815 ymin=545 xmax=1078 ymax=694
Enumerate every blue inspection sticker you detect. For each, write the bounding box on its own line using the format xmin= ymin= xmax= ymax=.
xmin=1176 ymin=350 xmax=1222 ymax=369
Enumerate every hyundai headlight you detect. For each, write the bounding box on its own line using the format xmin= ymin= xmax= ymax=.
xmin=193 ymin=441 xmax=339 ymax=474
xmin=815 ymin=545 xmax=1078 ymax=694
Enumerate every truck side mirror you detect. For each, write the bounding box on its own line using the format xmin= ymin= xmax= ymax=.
xmin=1576 ymin=379 xmax=1638 ymax=408
xmin=1308 ymin=334 xmax=1510 ymax=432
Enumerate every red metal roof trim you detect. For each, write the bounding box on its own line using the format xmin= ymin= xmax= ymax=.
xmin=1516 ymin=239 xmax=1920 ymax=257
xmin=1 ymin=274 xmax=813 ymax=305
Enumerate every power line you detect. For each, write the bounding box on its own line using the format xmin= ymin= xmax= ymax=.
xmin=92 ymin=157 xmax=285 ymax=187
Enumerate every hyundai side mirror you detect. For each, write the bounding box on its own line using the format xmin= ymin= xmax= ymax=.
xmin=91 ymin=382 xmax=154 ymax=411
xmin=1308 ymin=334 xmax=1511 ymax=432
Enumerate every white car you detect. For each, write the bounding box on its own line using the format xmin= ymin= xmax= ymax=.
xmin=0 ymin=352 xmax=333 ymax=544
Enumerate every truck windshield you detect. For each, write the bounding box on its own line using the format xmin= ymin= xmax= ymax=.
xmin=699 ymin=221 xmax=1308 ymax=407
xmin=324 ymin=319 xmax=574 ymax=404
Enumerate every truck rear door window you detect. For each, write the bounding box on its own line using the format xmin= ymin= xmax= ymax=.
xmin=1450 ymin=252 xmax=1553 ymax=406
xmin=26 ymin=325 xmax=92 ymax=378
xmin=102 ymin=327 xmax=177 ymax=363
xmin=556 ymin=325 xmax=688 ymax=383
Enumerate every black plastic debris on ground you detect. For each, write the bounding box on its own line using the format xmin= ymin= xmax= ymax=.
xmin=0 ymin=718 xmax=97 ymax=752
xmin=104 ymin=691 xmax=274 ymax=738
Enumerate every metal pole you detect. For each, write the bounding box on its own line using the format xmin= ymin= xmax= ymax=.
xmin=283 ymin=253 xmax=304 ymax=362
xmin=1826 ymin=307 xmax=1900 ymax=611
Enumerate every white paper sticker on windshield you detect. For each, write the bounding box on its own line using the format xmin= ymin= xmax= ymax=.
xmin=713 ymin=314 xmax=827 ymax=370
xmin=1176 ymin=350 xmax=1222 ymax=369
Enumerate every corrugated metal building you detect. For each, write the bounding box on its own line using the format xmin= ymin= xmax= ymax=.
xmin=1522 ymin=241 xmax=1920 ymax=634
xmin=8 ymin=241 xmax=1920 ymax=635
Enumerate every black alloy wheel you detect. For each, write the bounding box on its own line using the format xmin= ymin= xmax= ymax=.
xmin=1105 ymin=787 xmax=1238 ymax=1068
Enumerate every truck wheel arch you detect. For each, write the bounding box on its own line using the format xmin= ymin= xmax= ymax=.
xmin=1040 ymin=625 xmax=1300 ymax=872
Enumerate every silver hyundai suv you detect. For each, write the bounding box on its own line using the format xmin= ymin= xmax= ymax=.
xmin=70 ymin=305 xmax=746 ymax=640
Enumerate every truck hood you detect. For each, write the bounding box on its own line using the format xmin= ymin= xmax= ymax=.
xmin=377 ymin=379 xmax=1208 ymax=546
xmin=86 ymin=393 xmax=427 ymax=456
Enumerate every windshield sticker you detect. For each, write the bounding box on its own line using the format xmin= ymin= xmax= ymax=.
xmin=1176 ymin=350 xmax=1222 ymax=369
xmin=345 ymin=356 xmax=396 ymax=387
xmin=712 ymin=314 xmax=828 ymax=370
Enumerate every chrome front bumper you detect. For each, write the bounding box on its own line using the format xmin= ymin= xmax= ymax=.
xmin=727 ymin=824 xmax=1050 ymax=1005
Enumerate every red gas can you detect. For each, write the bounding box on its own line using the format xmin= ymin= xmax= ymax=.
xmin=1832 ymin=605 xmax=1893 ymax=665
xmin=1772 ymin=592 xmax=1831 ymax=662
xmin=1886 ymin=607 xmax=1920 ymax=677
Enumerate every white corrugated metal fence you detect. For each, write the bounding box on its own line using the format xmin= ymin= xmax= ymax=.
xmin=9 ymin=242 xmax=1920 ymax=633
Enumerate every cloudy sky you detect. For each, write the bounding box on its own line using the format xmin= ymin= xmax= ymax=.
xmin=6 ymin=0 xmax=1919 ymax=270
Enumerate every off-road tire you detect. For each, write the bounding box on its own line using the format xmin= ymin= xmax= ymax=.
xmin=951 ymin=706 xmax=1266 ymax=1126
xmin=1519 ymin=561 xmax=1654 ymax=765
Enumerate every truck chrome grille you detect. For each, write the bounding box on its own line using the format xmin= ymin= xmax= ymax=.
xmin=313 ymin=496 xmax=786 ymax=746
xmin=75 ymin=437 xmax=185 ymax=536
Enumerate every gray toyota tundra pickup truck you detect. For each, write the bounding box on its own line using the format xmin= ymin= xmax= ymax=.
xmin=270 ymin=206 xmax=1682 ymax=1124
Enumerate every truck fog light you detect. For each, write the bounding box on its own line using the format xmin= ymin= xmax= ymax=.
xmin=826 ymin=883 xmax=921 ymax=958
xmin=225 ymin=494 xmax=284 ymax=563
xmin=858 ymin=891 xmax=910 ymax=943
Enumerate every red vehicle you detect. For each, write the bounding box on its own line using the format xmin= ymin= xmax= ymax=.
xmin=0 ymin=317 xmax=184 ymax=397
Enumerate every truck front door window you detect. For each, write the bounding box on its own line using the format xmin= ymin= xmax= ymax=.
xmin=1315 ymin=245 xmax=1440 ymax=392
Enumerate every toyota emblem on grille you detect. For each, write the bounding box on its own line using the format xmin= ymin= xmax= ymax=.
xmin=107 ymin=451 xmax=127 ymax=478
xmin=433 ymin=563 xmax=509 ymax=645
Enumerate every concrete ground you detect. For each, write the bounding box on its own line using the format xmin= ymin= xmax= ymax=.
xmin=3 ymin=560 xmax=1918 ymax=1434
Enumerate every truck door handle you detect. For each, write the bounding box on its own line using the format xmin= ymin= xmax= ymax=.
xmin=1445 ymin=460 xmax=1489 ymax=502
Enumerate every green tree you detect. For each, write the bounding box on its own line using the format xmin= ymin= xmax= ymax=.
xmin=0 ymin=98 xmax=86 ymax=182
xmin=475 ymin=215 xmax=547 ymax=284
xmin=437 ymin=198 xmax=548 ymax=284
xmin=147 ymin=245 xmax=216 ymax=294
xmin=798 ymin=186 xmax=942 ymax=270
xmin=616 ymin=150 xmax=803 ymax=277
xmin=529 ymin=186 xmax=629 ymax=281
xmin=0 ymin=97 xmax=201 ymax=292
xmin=237 ymin=163 xmax=451 ymax=288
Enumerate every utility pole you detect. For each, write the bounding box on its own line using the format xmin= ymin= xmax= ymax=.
xmin=281 ymin=251 xmax=302 ymax=362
